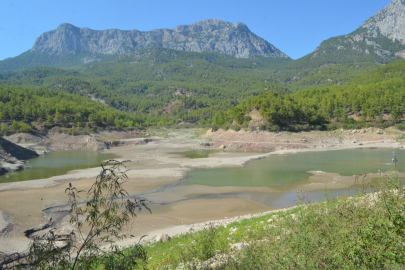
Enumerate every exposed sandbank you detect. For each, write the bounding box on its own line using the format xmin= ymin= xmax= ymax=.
xmin=1 ymin=128 xmax=404 ymax=254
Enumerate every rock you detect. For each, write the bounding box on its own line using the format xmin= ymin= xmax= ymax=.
xmin=219 ymin=145 xmax=226 ymax=150
xmin=304 ymin=1 xmax=405 ymax=65
xmin=198 ymin=142 xmax=213 ymax=148
xmin=267 ymin=218 xmax=274 ymax=223
xmin=30 ymin=20 xmax=289 ymax=59
xmin=230 ymin=242 xmax=249 ymax=250
xmin=229 ymin=227 xmax=237 ymax=233
xmin=155 ymin=233 xmax=171 ymax=243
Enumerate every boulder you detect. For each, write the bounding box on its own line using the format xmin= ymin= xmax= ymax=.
xmin=155 ymin=233 xmax=171 ymax=243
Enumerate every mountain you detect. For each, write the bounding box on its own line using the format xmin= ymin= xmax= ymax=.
xmin=0 ymin=48 xmax=290 ymax=123
xmin=0 ymin=19 xmax=289 ymax=72
xmin=298 ymin=0 xmax=405 ymax=66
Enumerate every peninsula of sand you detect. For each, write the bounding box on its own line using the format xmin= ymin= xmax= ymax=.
xmin=1 ymin=127 xmax=404 ymax=254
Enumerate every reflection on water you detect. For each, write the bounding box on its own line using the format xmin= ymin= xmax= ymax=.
xmin=0 ymin=151 xmax=117 ymax=183
xmin=183 ymin=148 xmax=404 ymax=186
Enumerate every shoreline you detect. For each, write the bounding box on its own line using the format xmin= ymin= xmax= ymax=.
xmin=0 ymin=129 xmax=404 ymax=255
xmin=0 ymin=138 xmax=402 ymax=193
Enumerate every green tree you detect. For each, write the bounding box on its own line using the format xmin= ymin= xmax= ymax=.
xmin=2 ymin=161 xmax=150 ymax=269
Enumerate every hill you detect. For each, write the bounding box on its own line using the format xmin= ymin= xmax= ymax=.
xmin=0 ymin=19 xmax=289 ymax=73
xmin=0 ymin=48 xmax=291 ymax=126
xmin=0 ymin=85 xmax=144 ymax=136
xmin=296 ymin=0 xmax=405 ymax=67
xmin=219 ymin=60 xmax=405 ymax=131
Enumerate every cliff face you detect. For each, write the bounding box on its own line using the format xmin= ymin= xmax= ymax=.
xmin=303 ymin=0 xmax=405 ymax=65
xmin=30 ymin=19 xmax=289 ymax=59
xmin=361 ymin=0 xmax=405 ymax=43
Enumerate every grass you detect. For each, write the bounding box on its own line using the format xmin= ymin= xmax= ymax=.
xmin=122 ymin=173 xmax=405 ymax=269
xmin=396 ymin=134 xmax=405 ymax=141
xmin=129 ymin=208 xmax=298 ymax=269
xmin=5 ymin=160 xmax=404 ymax=269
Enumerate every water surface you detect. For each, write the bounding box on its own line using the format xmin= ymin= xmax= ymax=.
xmin=0 ymin=151 xmax=117 ymax=183
xmin=183 ymin=148 xmax=403 ymax=186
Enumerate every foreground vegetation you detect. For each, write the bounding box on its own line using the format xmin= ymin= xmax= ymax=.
xmin=0 ymin=161 xmax=151 ymax=269
xmin=137 ymin=167 xmax=405 ymax=269
xmin=2 ymin=156 xmax=404 ymax=269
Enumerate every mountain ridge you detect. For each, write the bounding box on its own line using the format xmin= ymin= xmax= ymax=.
xmin=30 ymin=19 xmax=289 ymax=59
xmin=301 ymin=0 xmax=405 ymax=65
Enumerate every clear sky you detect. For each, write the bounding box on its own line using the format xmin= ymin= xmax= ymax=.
xmin=0 ymin=0 xmax=393 ymax=61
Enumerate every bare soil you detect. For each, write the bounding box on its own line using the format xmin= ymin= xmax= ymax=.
xmin=0 ymin=127 xmax=404 ymax=254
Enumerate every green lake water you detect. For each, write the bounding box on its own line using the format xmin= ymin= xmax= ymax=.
xmin=182 ymin=148 xmax=403 ymax=187
xmin=0 ymin=151 xmax=117 ymax=183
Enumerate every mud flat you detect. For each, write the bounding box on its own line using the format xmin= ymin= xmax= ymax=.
xmin=0 ymin=128 xmax=404 ymax=254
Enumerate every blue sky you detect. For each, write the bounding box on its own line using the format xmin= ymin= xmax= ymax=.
xmin=0 ymin=0 xmax=393 ymax=60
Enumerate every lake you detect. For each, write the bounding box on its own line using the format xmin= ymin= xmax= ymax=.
xmin=0 ymin=151 xmax=117 ymax=183
xmin=182 ymin=148 xmax=403 ymax=186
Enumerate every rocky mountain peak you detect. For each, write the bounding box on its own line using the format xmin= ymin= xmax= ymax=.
xmin=29 ymin=19 xmax=289 ymax=59
xmin=304 ymin=0 xmax=405 ymax=64
xmin=235 ymin=22 xmax=250 ymax=32
xmin=361 ymin=0 xmax=405 ymax=42
xmin=173 ymin=19 xmax=234 ymax=34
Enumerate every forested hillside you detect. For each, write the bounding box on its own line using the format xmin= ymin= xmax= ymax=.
xmin=219 ymin=60 xmax=405 ymax=131
xmin=0 ymin=48 xmax=388 ymax=130
xmin=0 ymin=49 xmax=291 ymax=126
xmin=0 ymin=85 xmax=144 ymax=136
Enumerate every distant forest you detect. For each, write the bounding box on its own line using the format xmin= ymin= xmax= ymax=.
xmin=0 ymin=48 xmax=404 ymax=135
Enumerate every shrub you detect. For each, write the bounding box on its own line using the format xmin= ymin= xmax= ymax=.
xmin=1 ymin=161 xmax=150 ymax=269
xmin=269 ymin=125 xmax=280 ymax=132
xmin=243 ymin=116 xmax=252 ymax=122
xmin=222 ymin=161 xmax=405 ymax=269
xmin=395 ymin=123 xmax=405 ymax=131
xmin=230 ymin=124 xmax=241 ymax=132
xmin=259 ymin=124 xmax=267 ymax=131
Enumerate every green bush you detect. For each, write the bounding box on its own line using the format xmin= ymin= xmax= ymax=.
xmin=230 ymin=124 xmax=241 ymax=132
xmin=211 ymin=125 xmax=219 ymax=132
xmin=222 ymin=171 xmax=405 ymax=269
xmin=395 ymin=123 xmax=405 ymax=131
xmin=1 ymin=161 xmax=150 ymax=269
xmin=269 ymin=125 xmax=280 ymax=132
xmin=259 ymin=124 xmax=267 ymax=131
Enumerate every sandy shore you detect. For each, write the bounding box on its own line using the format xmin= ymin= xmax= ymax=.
xmin=0 ymin=128 xmax=404 ymax=254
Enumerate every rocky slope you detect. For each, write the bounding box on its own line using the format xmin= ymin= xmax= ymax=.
xmin=299 ymin=0 xmax=405 ymax=65
xmin=31 ymin=19 xmax=288 ymax=59
xmin=0 ymin=138 xmax=39 ymax=176
xmin=0 ymin=19 xmax=289 ymax=72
